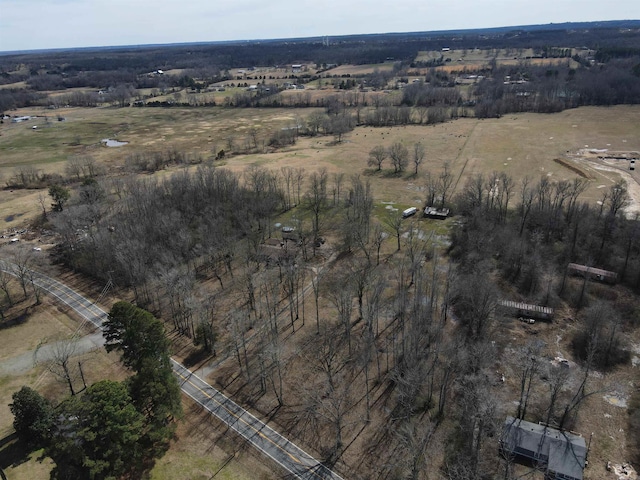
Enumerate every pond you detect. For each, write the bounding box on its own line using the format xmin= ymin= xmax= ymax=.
xmin=101 ymin=138 xmax=128 ymax=147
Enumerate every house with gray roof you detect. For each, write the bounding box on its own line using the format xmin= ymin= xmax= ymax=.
xmin=499 ymin=416 xmax=587 ymax=480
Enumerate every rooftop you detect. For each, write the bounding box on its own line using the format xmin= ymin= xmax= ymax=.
xmin=500 ymin=416 xmax=587 ymax=480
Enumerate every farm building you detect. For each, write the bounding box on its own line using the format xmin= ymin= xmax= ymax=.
xmin=567 ymin=263 xmax=617 ymax=284
xmin=500 ymin=416 xmax=587 ymax=480
xmin=498 ymin=300 xmax=554 ymax=321
xmin=424 ymin=206 xmax=450 ymax=219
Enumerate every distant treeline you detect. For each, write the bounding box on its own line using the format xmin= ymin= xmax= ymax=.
xmin=2 ymin=21 xmax=640 ymax=73
xmin=2 ymin=22 xmax=640 ymax=116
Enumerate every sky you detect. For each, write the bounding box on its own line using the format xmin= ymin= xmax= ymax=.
xmin=1 ymin=0 xmax=639 ymax=53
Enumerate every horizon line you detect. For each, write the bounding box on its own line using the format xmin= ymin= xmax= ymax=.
xmin=1 ymin=18 xmax=639 ymax=57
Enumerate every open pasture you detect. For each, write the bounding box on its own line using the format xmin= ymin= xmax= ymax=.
xmin=323 ymin=63 xmax=394 ymax=76
xmin=219 ymin=105 xmax=640 ymax=209
xmin=415 ymin=47 xmax=580 ymax=72
xmin=1 ymin=104 xmax=640 ymax=233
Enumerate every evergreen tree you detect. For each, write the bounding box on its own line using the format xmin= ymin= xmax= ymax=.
xmin=9 ymin=386 xmax=54 ymax=447
xmin=104 ymin=301 xmax=183 ymax=453
xmin=47 ymin=380 xmax=145 ymax=480
xmin=48 ymin=184 xmax=70 ymax=212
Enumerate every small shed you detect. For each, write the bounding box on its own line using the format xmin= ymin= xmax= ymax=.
xmin=500 ymin=416 xmax=587 ymax=480
xmin=499 ymin=300 xmax=554 ymax=321
xmin=567 ymin=263 xmax=617 ymax=284
xmin=424 ymin=206 xmax=450 ymax=219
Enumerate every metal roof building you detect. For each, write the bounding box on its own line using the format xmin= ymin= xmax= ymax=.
xmin=498 ymin=300 xmax=554 ymax=321
xmin=423 ymin=206 xmax=450 ymax=219
xmin=500 ymin=416 xmax=587 ymax=480
xmin=567 ymin=263 xmax=617 ymax=284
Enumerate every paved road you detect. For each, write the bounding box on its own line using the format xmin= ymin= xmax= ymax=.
xmin=0 ymin=261 xmax=343 ymax=480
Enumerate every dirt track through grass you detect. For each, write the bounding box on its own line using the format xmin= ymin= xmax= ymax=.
xmin=452 ymin=121 xmax=479 ymax=191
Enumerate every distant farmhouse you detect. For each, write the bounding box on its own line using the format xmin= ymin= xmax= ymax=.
xmin=500 ymin=416 xmax=587 ymax=480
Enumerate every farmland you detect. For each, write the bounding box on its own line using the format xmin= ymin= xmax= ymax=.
xmin=2 ymin=22 xmax=640 ymax=480
xmin=2 ymin=104 xmax=640 ymax=233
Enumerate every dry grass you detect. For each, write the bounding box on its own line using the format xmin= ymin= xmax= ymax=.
xmin=324 ymin=63 xmax=394 ymax=76
xmin=0 ymin=298 xmax=130 ymax=480
xmin=0 ymin=300 xmax=78 ymax=362
xmin=151 ymin=398 xmax=279 ymax=480
xmin=0 ymin=81 xmax=28 ymax=90
xmin=0 ymin=287 xmax=279 ymax=479
xmin=0 ymin=296 xmax=126 ymax=435
xmin=414 ymin=48 xmax=580 ymax=73
xmin=2 ymin=105 xmax=640 ymax=233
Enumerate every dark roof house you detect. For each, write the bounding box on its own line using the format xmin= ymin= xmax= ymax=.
xmin=500 ymin=416 xmax=587 ymax=480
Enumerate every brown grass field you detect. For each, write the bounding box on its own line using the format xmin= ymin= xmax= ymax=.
xmin=324 ymin=63 xmax=394 ymax=76
xmin=2 ymin=104 xmax=640 ymax=233
xmin=413 ymin=48 xmax=581 ymax=74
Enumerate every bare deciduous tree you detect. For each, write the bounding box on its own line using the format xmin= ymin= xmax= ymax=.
xmin=389 ymin=142 xmax=409 ymax=174
xmin=34 ymin=334 xmax=85 ymax=396
xmin=0 ymin=268 xmax=14 ymax=307
xmin=384 ymin=209 xmax=404 ymax=252
xmin=367 ymin=145 xmax=387 ymax=171
xmin=304 ymin=169 xmax=328 ymax=255
xmin=438 ymin=161 xmax=455 ymax=208
xmin=10 ymin=246 xmax=34 ymax=299
xmin=412 ymin=142 xmax=425 ymax=175
xmin=515 ymin=340 xmax=544 ymax=420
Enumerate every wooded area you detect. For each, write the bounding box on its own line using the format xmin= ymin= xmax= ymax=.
xmin=10 ymin=157 xmax=632 ymax=479
xmin=2 ymin=20 xmax=640 ymax=480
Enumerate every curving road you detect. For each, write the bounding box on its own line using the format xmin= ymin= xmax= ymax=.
xmin=0 ymin=261 xmax=343 ymax=480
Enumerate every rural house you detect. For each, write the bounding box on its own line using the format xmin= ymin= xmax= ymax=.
xmin=500 ymin=416 xmax=587 ymax=480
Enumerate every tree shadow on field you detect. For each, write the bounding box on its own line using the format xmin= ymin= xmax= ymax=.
xmin=0 ymin=305 xmax=34 ymax=331
xmin=382 ymin=170 xmax=403 ymax=179
xmin=0 ymin=433 xmax=36 ymax=472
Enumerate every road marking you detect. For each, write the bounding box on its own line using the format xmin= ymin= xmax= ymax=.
xmin=175 ymin=370 xmax=315 ymax=469
xmin=0 ymin=262 xmax=343 ymax=480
